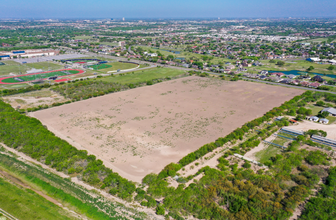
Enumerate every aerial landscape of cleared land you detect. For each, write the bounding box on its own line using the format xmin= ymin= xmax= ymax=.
xmin=31 ymin=77 xmax=303 ymax=182
xmin=1 ymin=16 xmax=336 ymax=220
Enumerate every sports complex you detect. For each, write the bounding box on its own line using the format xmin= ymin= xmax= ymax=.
xmin=0 ymin=69 xmax=84 ymax=84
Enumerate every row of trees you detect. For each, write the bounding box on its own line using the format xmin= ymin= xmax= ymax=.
xmin=0 ymin=100 xmax=137 ymax=200
xmin=138 ymin=90 xmax=336 ymax=219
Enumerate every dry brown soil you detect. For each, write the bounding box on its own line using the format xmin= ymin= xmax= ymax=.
xmin=31 ymin=76 xmax=303 ymax=182
xmin=3 ymin=88 xmax=69 ymax=110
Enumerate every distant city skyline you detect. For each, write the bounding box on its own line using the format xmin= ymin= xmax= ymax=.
xmin=2 ymin=0 xmax=336 ymax=19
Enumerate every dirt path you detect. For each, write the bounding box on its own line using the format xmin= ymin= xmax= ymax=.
xmin=0 ymin=143 xmax=163 ymax=220
xmin=287 ymin=121 xmax=336 ymax=139
xmin=0 ymin=168 xmax=86 ymax=220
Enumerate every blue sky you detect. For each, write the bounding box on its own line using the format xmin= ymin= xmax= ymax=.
xmin=1 ymin=0 xmax=336 ymax=19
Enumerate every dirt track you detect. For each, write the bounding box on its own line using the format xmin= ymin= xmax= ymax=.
xmin=31 ymin=76 xmax=303 ymax=182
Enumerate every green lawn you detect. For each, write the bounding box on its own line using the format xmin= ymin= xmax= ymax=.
xmin=99 ymin=67 xmax=187 ymax=84
xmin=88 ymin=63 xmax=112 ymax=70
xmin=0 ymin=177 xmax=72 ymax=220
xmin=2 ymin=70 xmax=80 ymax=83
xmin=307 ymin=105 xmax=324 ymax=115
xmin=94 ymin=62 xmax=138 ymax=73
xmin=248 ymin=59 xmax=336 ymax=76
xmin=100 ymin=42 xmax=119 ymax=46
xmin=0 ymin=61 xmax=63 ymax=76
xmin=26 ymin=62 xmax=63 ymax=71
xmin=272 ymin=136 xmax=288 ymax=146
xmin=255 ymin=145 xmax=282 ymax=164
xmin=74 ymin=35 xmax=93 ymax=40
xmin=0 ymin=61 xmax=28 ymax=76
xmin=326 ymin=116 xmax=336 ymax=124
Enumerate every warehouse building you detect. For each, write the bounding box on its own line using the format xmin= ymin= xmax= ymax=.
xmin=0 ymin=49 xmax=59 ymax=59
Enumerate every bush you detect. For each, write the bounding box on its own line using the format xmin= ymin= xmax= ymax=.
xmin=156 ymin=205 xmax=165 ymax=215
xmin=305 ymin=150 xmax=329 ymax=165
xmin=243 ymin=162 xmax=251 ymax=168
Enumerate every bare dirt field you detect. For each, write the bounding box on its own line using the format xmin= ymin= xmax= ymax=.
xmin=30 ymin=76 xmax=303 ymax=182
xmin=3 ymin=89 xmax=69 ymax=110
xmin=285 ymin=120 xmax=336 ymax=140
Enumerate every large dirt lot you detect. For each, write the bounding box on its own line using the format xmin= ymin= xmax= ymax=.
xmin=30 ymin=76 xmax=303 ymax=182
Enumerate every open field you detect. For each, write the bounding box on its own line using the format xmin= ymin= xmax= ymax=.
xmin=93 ymin=62 xmax=138 ymax=73
xmin=0 ymin=176 xmax=73 ymax=220
xmin=74 ymin=35 xmax=93 ymax=40
xmin=3 ymin=89 xmax=69 ymax=110
xmin=0 ymin=61 xmax=63 ymax=76
xmin=99 ymin=67 xmax=186 ymax=84
xmin=100 ymin=42 xmax=119 ymax=46
xmin=31 ymin=76 xmax=303 ymax=182
xmin=0 ymin=69 xmax=84 ymax=84
xmin=249 ymin=59 xmax=336 ymax=76
xmin=88 ymin=63 xmax=112 ymax=70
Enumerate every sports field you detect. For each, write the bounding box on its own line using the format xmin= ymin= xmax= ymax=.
xmin=88 ymin=63 xmax=112 ymax=70
xmin=0 ymin=61 xmax=63 ymax=76
xmin=0 ymin=69 xmax=84 ymax=84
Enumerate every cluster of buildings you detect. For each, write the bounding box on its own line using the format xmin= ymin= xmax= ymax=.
xmin=242 ymin=71 xmax=332 ymax=88
xmin=306 ymin=107 xmax=336 ymax=124
xmin=0 ymin=49 xmax=59 ymax=59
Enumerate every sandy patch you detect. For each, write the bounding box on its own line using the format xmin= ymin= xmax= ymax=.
xmin=285 ymin=120 xmax=336 ymax=140
xmin=3 ymin=89 xmax=68 ymax=110
xmin=31 ymin=76 xmax=303 ymax=182
xmin=244 ymin=133 xmax=278 ymax=161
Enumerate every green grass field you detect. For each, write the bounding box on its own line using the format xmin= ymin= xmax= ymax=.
xmin=100 ymin=42 xmax=119 ymax=46
xmin=248 ymin=59 xmax=336 ymax=76
xmin=0 ymin=177 xmax=72 ymax=220
xmin=74 ymin=35 xmax=93 ymax=40
xmin=2 ymin=70 xmax=80 ymax=83
xmin=0 ymin=61 xmax=63 ymax=76
xmin=88 ymin=63 xmax=112 ymax=70
xmin=99 ymin=67 xmax=186 ymax=84
xmin=307 ymin=105 xmax=324 ymax=115
xmin=94 ymin=62 xmax=138 ymax=73
xmin=255 ymin=145 xmax=282 ymax=164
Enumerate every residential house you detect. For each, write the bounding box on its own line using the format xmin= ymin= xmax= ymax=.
xmin=270 ymin=72 xmax=285 ymax=77
xmin=287 ymin=74 xmax=297 ymax=79
xmin=309 ymin=82 xmax=320 ymax=88
xmin=311 ymin=75 xmax=325 ymax=82
xmin=319 ymin=118 xmax=329 ymax=124
xmin=309 ymin=116 xmax=319 ymax=122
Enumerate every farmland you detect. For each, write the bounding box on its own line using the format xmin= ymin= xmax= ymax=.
xmin=31 ymin=76 xmax=303 ymax=182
